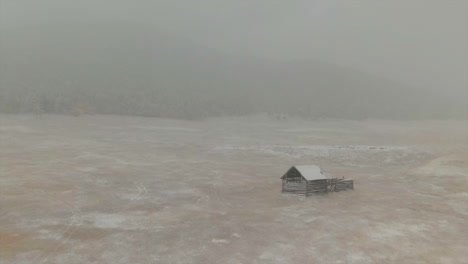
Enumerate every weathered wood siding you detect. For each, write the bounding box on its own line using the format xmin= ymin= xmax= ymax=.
xmin=335 ymin=179 xmax=353 ymax=191
xmin=282 ymin=179 xmax=307 ymax=195
xmin=283 ymin=179 xmax=353 ymax=196
xmin=306 ymin=179 xmax=329 ymax=195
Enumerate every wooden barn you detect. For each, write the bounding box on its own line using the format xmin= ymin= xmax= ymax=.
xmin=281 ymin=165 xmax=353 ymax=196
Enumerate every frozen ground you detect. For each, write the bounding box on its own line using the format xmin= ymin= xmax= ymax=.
xmin=1 ymin=114 xmax=467 ymax=264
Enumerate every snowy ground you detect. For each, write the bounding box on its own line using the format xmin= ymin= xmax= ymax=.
xmin=1 ymin=114 xmax=467 ymax=264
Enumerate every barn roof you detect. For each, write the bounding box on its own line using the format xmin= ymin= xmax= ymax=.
xmin=294 ymin=165 xmax=329 ymax=181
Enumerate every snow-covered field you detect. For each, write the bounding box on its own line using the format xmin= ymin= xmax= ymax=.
xmin=1 ymin=114 xmax=467 ymax=264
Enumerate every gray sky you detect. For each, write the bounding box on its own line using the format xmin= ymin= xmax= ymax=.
xmin=1 ymin=0 xmax=467 ymax=92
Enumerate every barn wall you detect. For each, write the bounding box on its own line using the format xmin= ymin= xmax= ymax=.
xmin=306 ymin=179 xmax=329 ymax=195
xmin=282 ymin=179 xmax=307 ymax=195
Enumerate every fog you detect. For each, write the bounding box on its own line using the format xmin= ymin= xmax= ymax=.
xmin=1 ymin=0 xmax=467 ymax=119
xmin=1 ymin=2 xmax=468 ymax=263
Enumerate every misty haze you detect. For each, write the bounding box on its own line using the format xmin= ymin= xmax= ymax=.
xmin=1 ymin=1 xmax=467 ymax=264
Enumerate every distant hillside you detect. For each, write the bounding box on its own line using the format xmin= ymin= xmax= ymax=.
xmin=0 ymin=22 xmax=464 ymax=119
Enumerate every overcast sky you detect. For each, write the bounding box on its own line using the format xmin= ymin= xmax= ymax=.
xmin=1 ymin=0 xmax=467 ymax=93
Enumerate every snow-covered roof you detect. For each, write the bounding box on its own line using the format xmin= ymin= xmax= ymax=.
xmin=294 ymin=165 xmax=329 ymax=181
